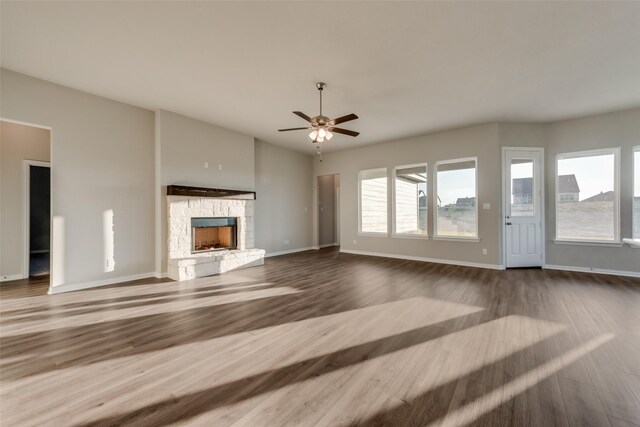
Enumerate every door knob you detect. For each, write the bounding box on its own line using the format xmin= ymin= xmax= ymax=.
xmin=506 ymin=222 xmax=512 ymax=225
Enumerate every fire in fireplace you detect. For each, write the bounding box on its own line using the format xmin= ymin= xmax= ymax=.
xmin=191 ymin=217 xmax=237 ymax=253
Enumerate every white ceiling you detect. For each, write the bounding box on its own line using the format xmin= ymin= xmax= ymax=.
xmin=2 ymin=1 xmax=640 ymax=154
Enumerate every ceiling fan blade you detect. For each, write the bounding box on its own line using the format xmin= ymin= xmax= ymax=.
xmin=293 ymin=111 xmax=313 ymax=123
xmin=329 ymin=113 xmax=358 ymax=126
xmin=331 ymin=127 xmax=359 ymax=137
xmin=278 ymin=127 xmax=311 ymax=132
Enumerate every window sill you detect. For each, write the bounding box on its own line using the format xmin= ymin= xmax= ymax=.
xmin=357 ymin=232 xmax=389 ymax=237
xmin=392 ymin=234 xmax=429 ymax=240
xmin=433 ymin=236 xmax=480 ymax=243
xmin=553 ymin=239 xmax=623 ymax=248
xmin=622 ymin=238 xmax=640 ymax=248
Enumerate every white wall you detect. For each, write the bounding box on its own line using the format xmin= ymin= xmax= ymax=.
xmin=1 ymin=69 xmax=156 ymax=291
xmin=155 ymin=109 xmax=255 ymax=274
xmin=313 ymin=123 xmax=502 ymax=268
xmin=0 ymin=121 xmax=50 ymax=280
xmin=254 ymin=139 xmax=313 ymax=255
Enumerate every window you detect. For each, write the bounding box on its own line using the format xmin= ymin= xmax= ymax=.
xmin=435 ymin=158 xmax=478 ymax=239
xmin=359 ymin=168 xmax=388 ymax=234
xmin=555 ymin=148 xmax=619 ymax=242
xmin=634 ymin=147 xmax=640 ymax=239
xmin=394 ymin=164 xmax=428 ymax=237
xmin=510 ymin=159 xmax=534 ymax=217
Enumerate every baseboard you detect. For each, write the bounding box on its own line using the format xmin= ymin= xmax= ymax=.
xmin=318 ymin=243 xmax=337 ymax=249
xmin=48 ymin=272 xmax=156 ymax=294
xmin=265 ymin=247 xmax=316 ymax=258
xmin=543 ymin=264 xmax=640 ymax=278
xmin=154 ymin=271 xmax=168 ymax=279
xmin=0 ymin=274 xmax=25 ymax=283
xmin=339 ymin=249 xmax=505 ymax=270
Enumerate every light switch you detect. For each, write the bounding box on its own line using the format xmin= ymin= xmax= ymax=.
xmin=204 ymin=162 xmax=209 ymax=169
xmin=483 ymin=203 xmax=491 ymax=210
xmin=218 ymin=164 xmax=223 ymax=170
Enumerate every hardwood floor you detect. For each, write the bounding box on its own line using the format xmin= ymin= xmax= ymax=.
xmin=1 ymin=248 xmax=639 ymax=426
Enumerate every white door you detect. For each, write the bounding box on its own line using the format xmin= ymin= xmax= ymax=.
xmin=504 ymin=149 xmax=543 ymax=268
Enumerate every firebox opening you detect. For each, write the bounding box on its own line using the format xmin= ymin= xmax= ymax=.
xmin=191 ymin=217 xmax=237 ymax=253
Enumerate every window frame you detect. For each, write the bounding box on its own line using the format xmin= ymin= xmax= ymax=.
xmin=358 ymin=167 xmax=389 ymax=236
xmin=433 ymin=157 xmax=479 ymax=242
xmin=554 ymin=147 xmax=621 ymax=245
xmin=633 ymin=146 xmax=640 ymax=240
xmin=392 ymin=163 xmax=429 ymax=239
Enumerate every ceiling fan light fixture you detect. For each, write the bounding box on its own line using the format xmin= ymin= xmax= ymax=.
xmin=318 ymin=128 xmax=327 ymax=138
xmin=309 ymin=129 xmax=319 ymax=140
xmin=325 ymin=130 xmax=333 ymax=140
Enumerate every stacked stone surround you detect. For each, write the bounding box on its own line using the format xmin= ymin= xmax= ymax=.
xmin=167 ymin=195 xmax=265 ymax=281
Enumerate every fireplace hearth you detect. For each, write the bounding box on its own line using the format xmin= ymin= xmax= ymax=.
xmin=191 ymin=217 xmax=237 ymax=253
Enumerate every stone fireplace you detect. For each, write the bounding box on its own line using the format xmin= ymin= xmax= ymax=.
xmin=167 ymin=186 xmax=265 ymax=281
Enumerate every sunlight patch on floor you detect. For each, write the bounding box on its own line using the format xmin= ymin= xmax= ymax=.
xmin=0 ymin=284 xmax=297 ymax=335
xmin=432 ymin=333 xmax=615 ymax=427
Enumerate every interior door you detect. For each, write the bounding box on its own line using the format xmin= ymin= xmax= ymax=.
xmin=504 ymin=149 xmax=543 ymax=268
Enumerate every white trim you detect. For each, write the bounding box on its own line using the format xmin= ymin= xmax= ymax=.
xmin=543 ymin=264 xmax=640 ymax=278
xmin=357 ymin=232 xmax=388 ymax=237
xmin=154 ymin=110 xmax=163 ymax=278
xmin=634 ymin=146 xmax=639 ymax=239
xmin=0 ymin=117 xmax=52 ymax=131
xmin=265 ymin=246 xmax=316 ymax=258
xmin=432 ymin=236 xmax=480 ymax=243
xmin=23 ymin=160 xmax=51 ymax=278
xmin=623 ymin=238 xmax=640 ymax=248
xmin=433 ymin=157 xmax=479 ymax=240
xmin=502 ymin=147 xmax=546 ymax=268
xmin=391 ymin=233 xmax=429 ymax=240
xmin=553 ymin=239 xmax=623 ymax=247
xmin=340 ymin=248 xmax=504 ymax=271
xmin=358 ymin=167 xmax=389 ymax=235
xmin=48 ymin=272 xmax=157 ymax=294
xmin=1 ymin=274 xmax=26 ymax=282
xmin=392 ymin=162 xmax=429 ymax=238
xmin=555 ymin=147 xmax=621 ymax=242
xmin=154 ymin=272 xmax=168 ymax=279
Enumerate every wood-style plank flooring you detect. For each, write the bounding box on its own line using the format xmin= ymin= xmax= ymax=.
xmin=1 ymin=248 xmax=639 ymax=426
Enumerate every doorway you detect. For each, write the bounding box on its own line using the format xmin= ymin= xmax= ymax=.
xmin=0 ymin=120 xmax=51 ymax=284
xmin=25 ymin=161 xmax=51 ymax=277
xmin=503 ymin=147 xmax=544 ymax=268
xmin=318 ymin=174 xmax=340 ymax=248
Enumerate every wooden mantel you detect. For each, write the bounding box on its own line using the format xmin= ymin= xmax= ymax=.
xmin=166 ymin=185 xmax=256 ymax=200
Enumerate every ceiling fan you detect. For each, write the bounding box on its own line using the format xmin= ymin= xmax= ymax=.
xmin=278 ymin=82 xmax=359 ymax=144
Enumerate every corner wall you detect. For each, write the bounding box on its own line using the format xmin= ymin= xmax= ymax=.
xmin=1 ymin=69 xmax=155 ymax=291
xmin=254 ymin=139 xmax=313 ymax=255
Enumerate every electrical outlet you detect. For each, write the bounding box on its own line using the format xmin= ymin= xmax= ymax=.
xmin=482 ymin=248 xmax=487 ymax=255
xmin=218 ymin=164 xmax=223 ymax=171
xmin=304 ymin=207 xmax=308 ymax=212
xmin=284 ymin=239 xmax=290 ymax=245
xmin=353 ymin=239 xmax=357 ymax=245
xmin=483 ymin=203 xmax=491 ymax=210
